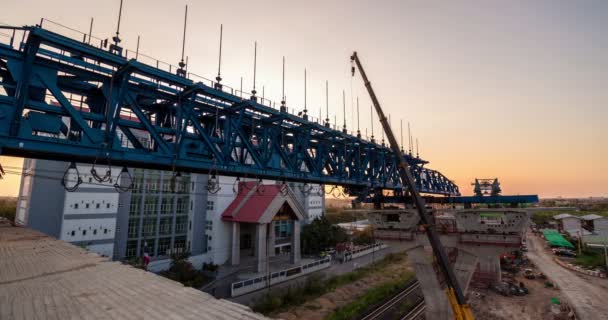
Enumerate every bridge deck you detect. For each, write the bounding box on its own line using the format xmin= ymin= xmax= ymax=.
xmin=0 ymin=221 xmax=266 ymax=320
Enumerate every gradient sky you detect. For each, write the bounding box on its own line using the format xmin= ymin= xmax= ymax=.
xmin=0 ymin=0 xmax=606 ymax=198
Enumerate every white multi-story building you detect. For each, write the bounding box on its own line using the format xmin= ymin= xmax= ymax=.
xmin=16 ymin=159 xmax=119 ymax=257
xmin=17 ymin=159 xmax=325 ymax=270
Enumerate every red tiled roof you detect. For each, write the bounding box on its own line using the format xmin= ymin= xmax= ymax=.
xmin=221 ymin=182 xmax=284 ymax=223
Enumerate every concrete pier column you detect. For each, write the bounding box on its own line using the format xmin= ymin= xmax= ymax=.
xmin=408 ymin=245 xmax=453 ymax=320
xmin=453 ymin=249 xmax=478 ymax=293
xmin=477 ymin=252 xmax=502 ymax=283
xmin=268 ymin=221 xmax=276 ymax=257
xmin=255 ymin=224 xmax=268 ymax=273
xmin=231 ymin=222 xmax=240 ymax=265
xmin=290 ymin=220 xmax=301 ymax=264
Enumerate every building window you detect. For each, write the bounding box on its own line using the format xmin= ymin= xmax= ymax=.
xmin=96 ymin=203 xmax=100 ymax=209
xmin=275 ymin=220 xmax=293 ymax=239
xmin=205 ymin=220 xmax=213 ymax=230
xmin=85 ymin=203 xmax=90 ymax=209
xmin=74 ymin=203 xmax=79 ymax=209
xmin=93 ymin=229 xmax=97 ymax=235
xmin=157 ymin=237 xmax=171 ymax=256
xmin=126 ymin=240 xmax=138 ymax=258
xmin=159 ymin=217 xmax=172 ymax=235
xmin=127 ymin=218 xmax=139 ymax=238
xmin=71 ymin=231 xmax=75 ymax=236
xmin=82 ymin=230 xmax=87 ymax=236
xmin=107 ymin=203 xmax=110 ymax=209
xmin=104 ymin=228 xmax=108 ymax=234
xmin=206 ymin=201 xmax=214 ymax=211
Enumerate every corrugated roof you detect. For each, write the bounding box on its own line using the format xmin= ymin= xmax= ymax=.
xmin=581 ymin=214 xmax=605 ymax=221
xmin=0 ymin=224 xmax=267 ymax=320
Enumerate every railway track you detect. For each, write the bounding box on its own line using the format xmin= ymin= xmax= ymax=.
xmin=360 ymin=280 xmax=422 ymax=320
xmin=400 ymin=300 xmax=425 ymax=320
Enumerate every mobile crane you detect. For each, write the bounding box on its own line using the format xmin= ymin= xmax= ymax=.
xmin=351 ymin=51 xmax=474 ymax=320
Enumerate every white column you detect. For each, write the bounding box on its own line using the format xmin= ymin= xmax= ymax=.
xmin=230 ymin=222 xmax=240 ymax=266
xmin=290 ymin=220 xmax=301 ymax=264
xmin=268 ymin=221 xmax=276 ymax=257
xmin=255 ymin=224 xmax=267 ymax=273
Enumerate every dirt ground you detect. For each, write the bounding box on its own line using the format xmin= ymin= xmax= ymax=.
xmin=469 ymin=263 xmax=574 ymax=320
xmin=272 ymin=256 xmax=413 ymax=320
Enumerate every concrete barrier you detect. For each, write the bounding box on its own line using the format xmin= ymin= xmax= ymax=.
xmin=553 ymin=257 xmax=607 ymax=278
xmin=230 ymin=256 xmax=331 ymax=297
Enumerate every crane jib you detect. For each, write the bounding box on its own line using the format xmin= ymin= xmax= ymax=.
xmin=350 ymin=51 xmax=472 ymax=313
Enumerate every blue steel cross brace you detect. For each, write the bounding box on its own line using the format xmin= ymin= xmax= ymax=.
xmin=0 ymin=25 xmax=460 ymax=197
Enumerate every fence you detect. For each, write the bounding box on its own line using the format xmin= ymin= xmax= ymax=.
xmin=340 ymin=243 xmax=388 ymax=262
xmin=230 ymin=256 xmax=331 ymax=297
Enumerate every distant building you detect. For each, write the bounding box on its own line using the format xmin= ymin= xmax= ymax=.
xmin=553 ymin=213 xmax=582 ymax=234
xmin=581 ymin=214 xmax=608 ymax=233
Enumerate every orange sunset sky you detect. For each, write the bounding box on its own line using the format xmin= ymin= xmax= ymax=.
xmin=0 ymin=0 xmax=606 ymax=198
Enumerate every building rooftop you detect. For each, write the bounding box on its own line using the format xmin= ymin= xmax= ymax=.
xmin=581 ymin=214 xmax=605 ymax=221
xmin=553 ymin=213 xmax=580 ymax=220
xmin=222 ymin=182 xmax=303 ymax=223
xmin=0 ymin=222 xmax=267 ymax=320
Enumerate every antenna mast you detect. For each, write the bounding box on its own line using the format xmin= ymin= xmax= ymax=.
xmin=356 ymin=97 xmax=361 ymax=138
xmin=280 ymin=57 xmax=286 ymax=112
xmin=303 ymin=69 xmax=308 ymax=119
xmin=177 ymin=5 xmax=188 ymax=77
xmin=110 ymin=0 xmax=124 ymax=55
xmin=408 ymin=122 xmax=412 ymax=155
xmin=400 ymin=119 xmax=404 ymax=152
xmin=251 ymin=41 xmax=257 ymax=100
xmin=342 ymin=90 xmax=347 ymax=133
xmin=215 ymin=24 xmax=223 ymax=89
xmin=325 ymin=81 xmax=330 ymax=127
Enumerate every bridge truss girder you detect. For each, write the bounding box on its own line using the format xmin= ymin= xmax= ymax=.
xmin=0 ymin=26 xmax=460 ymax=197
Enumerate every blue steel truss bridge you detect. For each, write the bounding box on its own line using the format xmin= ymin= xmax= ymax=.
xmin=0 ymin=23 xmax=460 ymax=199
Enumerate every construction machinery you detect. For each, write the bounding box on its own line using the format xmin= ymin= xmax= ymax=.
xmin=351 ymin=51 xmax=475 ymax=320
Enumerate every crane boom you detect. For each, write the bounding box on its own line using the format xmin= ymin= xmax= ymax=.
xmin=350 ymin=51 xmax=474 ymax=320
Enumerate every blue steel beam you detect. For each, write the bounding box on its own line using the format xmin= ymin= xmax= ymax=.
xmin=0 ymin=25 xmax=460 ymax=196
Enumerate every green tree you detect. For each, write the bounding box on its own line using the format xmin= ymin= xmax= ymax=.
xmin=301 ymin=216 xmax=348 ymax=255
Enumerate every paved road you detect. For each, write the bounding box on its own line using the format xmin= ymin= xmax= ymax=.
xmin=527 ymin=233 xmax=608 ymax=320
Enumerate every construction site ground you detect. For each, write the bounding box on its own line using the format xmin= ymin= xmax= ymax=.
xmin=526 ymin=232 xmax=608 ymax=320
xmin=270 ymin=253 xmax=414 ymax=320
xmin=468 ymin=272 xmax=569 ymax=320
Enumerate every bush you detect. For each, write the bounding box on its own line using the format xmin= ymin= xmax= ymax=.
xmin=0 ymin=198 xmax=16 ymax=222
xmin=202 ymin=262 xmax=219 ymax=272
xmin=575 ymin=250 xmax=606 ymax=270
xmin=161 ymin=251 xmax=209 ymax=288
xmin=251 ymin=253 xmax=409 ymax=315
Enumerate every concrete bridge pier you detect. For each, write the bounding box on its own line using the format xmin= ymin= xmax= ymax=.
xmin=407 ymin=245 xmax=453 ymax=320
xmin=453 ymin=249 xmax=478 ymax=293
xmin=461 ymin=245 xmax=504 ymax=284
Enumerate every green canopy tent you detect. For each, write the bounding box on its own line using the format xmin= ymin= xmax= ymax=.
xmin=542 ymin=229 xmax=575 ymax=249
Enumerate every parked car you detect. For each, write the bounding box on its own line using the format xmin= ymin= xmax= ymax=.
xmin=553 ymin=248 xmax=577 ymax=257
